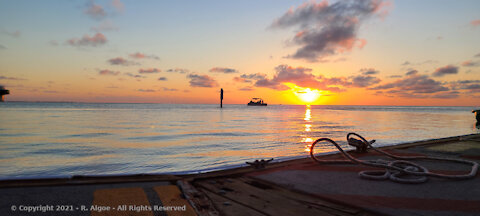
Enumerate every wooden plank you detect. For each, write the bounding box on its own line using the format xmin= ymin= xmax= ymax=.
xmin=200 ymin=188 xmax=266 ymax=216
xmin=195 ymin=177 xmax=361 ymax=216
xmin=153 ymin=185 xmax=197 ymax=216
xmin=177 ymin=180 xmax=220 ymax=216
xmin=92 ymin=187 xmax=153 ymax=216
xmin=245 ymin=177 xmax=364 ymax=215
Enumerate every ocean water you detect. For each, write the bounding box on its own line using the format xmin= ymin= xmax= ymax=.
xmin=0 ymin=102 xmax=478 ymax=179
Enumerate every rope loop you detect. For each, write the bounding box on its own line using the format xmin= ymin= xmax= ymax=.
xmin=310 ymin=133 xmax=478 ymax=184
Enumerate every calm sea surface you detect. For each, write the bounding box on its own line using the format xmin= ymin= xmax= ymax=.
xmin=0 ymin=102 xmax=478 ymax=179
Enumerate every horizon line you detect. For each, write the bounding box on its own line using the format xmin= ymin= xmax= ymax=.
xmin=2 ymin=101 xmax=478 ymax=108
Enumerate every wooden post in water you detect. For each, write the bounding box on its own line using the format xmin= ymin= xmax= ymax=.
xmin=220 ymin=88 xmax=223 ymax=108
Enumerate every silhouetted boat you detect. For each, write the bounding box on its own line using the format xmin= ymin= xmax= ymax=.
xmin=0 ymin=86 xmax=9 ymax=102
xmin=247 ymin=98 xmax=267 ymax=106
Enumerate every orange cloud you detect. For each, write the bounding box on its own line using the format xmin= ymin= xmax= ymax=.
xmin=471 ymin=19 xmax=480 ymax=26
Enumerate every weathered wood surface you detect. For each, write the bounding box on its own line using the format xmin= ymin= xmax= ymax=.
xmin=193 ymin=177 xmax=372 ymax=216
xmin=177 ymin=180 xmax=220 ymax=216
xmin=200 ymin=188 xmax=265 ymax=216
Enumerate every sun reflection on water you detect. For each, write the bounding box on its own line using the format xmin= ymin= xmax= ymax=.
xmin=304 ymin=105 xmax=311 ymax=121
xmin=302 ymin=105 xmax=314 ymax=152
xmin=305 ymin=124 xmax=312 ymax=132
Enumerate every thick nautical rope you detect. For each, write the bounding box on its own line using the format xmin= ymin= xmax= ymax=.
xmin=309 ymin=133 xmax=479 ymax=184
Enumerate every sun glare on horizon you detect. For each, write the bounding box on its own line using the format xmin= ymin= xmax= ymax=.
xmin=296 ymin=89 xmax=320 ymax=103
xmin=284 ymin=83 xmax=321 ymax=104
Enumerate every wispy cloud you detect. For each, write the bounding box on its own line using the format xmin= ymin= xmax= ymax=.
xmin=158 ymin=77 xmax=167 ymax=81
xmin=470 ymin=19 xmax=480 ymax=27
xmin=405 ymin=69 xmax=418 ymax=76
xmin=233 ymin=73 xmax=266 ymax=83
xmin=360 ymin=68 xmax=379 ymax=75
xmin=432 ymin=65 xmax=458 ymax=77
xmin=111 ymin=0 xmax=124 ymax=13
xmin=166 ymin=68 xmax=188 ymax=73
xmin=430 ymin=91 xmax=459 ymax=99
xmin=67 ymin=33 xmax=107 ymax=47
xmin=43 ymin=90 xmax=60 ymax=94
xmin=255 ymin=77 xmax=289 ymax=90
xmin=161 ymin=87 xmax=178 ymax=91
xmin=124 ymin=72 xmax=145 ymax=78
xmin=270 ymin=0 xmax=390 ymax=62
xmin=461 ymin=60 xmax=480 ymax=67
xmin=238 ymin=86 xmax=254 ymax=91
xmin=209 ymin=67 xmax=238 ymax=73
xmin=0 ymin=75 xmax=27 ymax=81
xmin=108 ymin=57 xmax=136 ymax=66
xmin=137 ymin=89 xmax=156 ymax=92
xmin=1 ymin=30 xmax=21 ymax=38
xmin=233 ymin=77 xmax=251 ymax=83
xmin=91 ymin=20 xmax=118 ymax=32
xmin=389 ymin=75 xmax=402 ymax=78
xmin=400 ymin=60 xmax=437 ymax=66
xmin=187 ymin=74 xmax=218 ymax=87
xmin=400 ymin=61 xmax=411 ymax=66
xmin=85 ymin=0 xmax=106 ymax=20
xmin=138 ymin=68 xmax=161 ymax=74
xmin=98 ymin=69 xmax=120 ymax=75
xmin=0 ymin=44 xmax=7 ymax=50
xmin=129 ymin=52 xmax=160 ymax=60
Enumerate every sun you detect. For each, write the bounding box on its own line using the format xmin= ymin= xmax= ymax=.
xmin=296 ymin=88 xmax=320 ymax=103
xmin=283 ymin=83 xmax=321 ymax=104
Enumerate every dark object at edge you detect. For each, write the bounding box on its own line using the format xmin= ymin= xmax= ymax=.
xmin=473 ymin=110 xmax=480 ymax=122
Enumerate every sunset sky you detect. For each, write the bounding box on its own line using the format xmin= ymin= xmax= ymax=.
xmin=0 ymin=0 xmax=479 ymax=105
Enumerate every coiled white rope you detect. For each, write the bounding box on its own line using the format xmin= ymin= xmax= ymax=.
xmin=309 ymin=133 xmax=479 ymax=184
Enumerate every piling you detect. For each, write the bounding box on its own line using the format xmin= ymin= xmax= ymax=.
xmin=220 ymin=88 xmax=223 ymax=108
